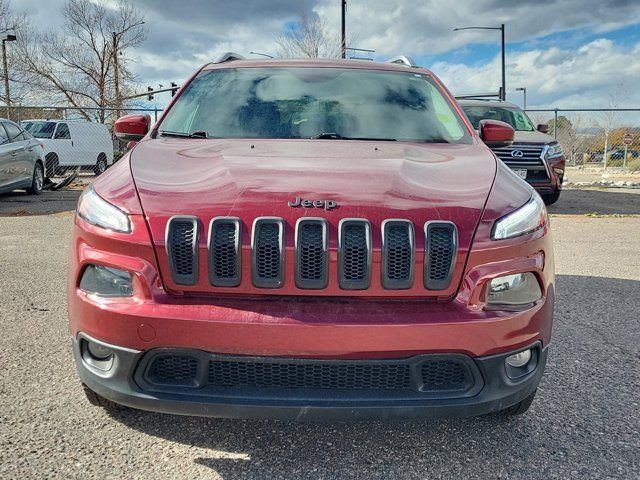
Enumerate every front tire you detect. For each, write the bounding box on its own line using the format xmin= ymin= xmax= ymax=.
xmin=542 ymin=189 xmax=561 ymax=205
xmin=26 ymin=162 xmax=44 ymax=195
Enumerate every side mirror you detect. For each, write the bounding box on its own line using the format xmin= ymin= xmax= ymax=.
xmin=479 ymin=119 xmax=514 ymax=148
xmin=537 ymin=124 xmax=549 ymax=134
xmin=114 ymin=114 xmax=151 ymax=142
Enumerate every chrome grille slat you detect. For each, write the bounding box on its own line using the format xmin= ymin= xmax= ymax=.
xmin=251 ymin=217 xmax=285 ymax=288
xmin=295 ymin=218 xmax=329 ymax=289
xmin=338 ymin=219 xmax=372 ymax=290
xmin=208 ymin=217 xmax=241 ymax=287
xmin=424 ymin=221 xmax=458 ymax=290
xmin=166 ymin=216 xmax=199 ymax=286
xmin=381 ymin=219 xmax=415 ymax=290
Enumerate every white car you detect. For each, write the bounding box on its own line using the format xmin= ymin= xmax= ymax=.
xmin=21 ymin=120 xmax=114 ymax=176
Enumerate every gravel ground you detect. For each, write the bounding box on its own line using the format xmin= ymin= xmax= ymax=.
xmin=0 ymin=191 xmax=639 ymax=479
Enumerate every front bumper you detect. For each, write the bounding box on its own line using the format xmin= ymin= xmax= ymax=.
xmin=74 ymin=334 xmax=547 ymax=420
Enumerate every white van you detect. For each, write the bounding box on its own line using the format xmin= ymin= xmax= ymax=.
xmin=21 ymin=120 xmax=114 ymax=176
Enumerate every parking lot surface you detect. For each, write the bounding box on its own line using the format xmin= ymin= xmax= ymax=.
xmin=0 ymin=189 xmax=639 ymax=479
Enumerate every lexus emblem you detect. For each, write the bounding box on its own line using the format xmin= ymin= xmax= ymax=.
xmin=511 ymin=150 xmax=524 ymax=158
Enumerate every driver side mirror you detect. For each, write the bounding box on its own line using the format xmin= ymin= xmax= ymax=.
xmin=537 ymin=124 xmax=549 ymax=134
xmin=114 ymin=114 xmax=151 ymax=142
xmin=479 ymin=119 xmax=514 ymax=148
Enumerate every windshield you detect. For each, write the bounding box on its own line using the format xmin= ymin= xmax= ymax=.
xmin=462 ymin=106 xmax=536 ymax=132
xmin=159 ymin=67 xmax=471 ymax=143
xmin=22 ymin=121 xmax=57 ymax=139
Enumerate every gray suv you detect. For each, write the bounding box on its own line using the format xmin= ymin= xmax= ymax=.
xmin=0 ymin=119 xmax=45 ymax=195
xmin=459 ymin=100 xmax=565 ymax=205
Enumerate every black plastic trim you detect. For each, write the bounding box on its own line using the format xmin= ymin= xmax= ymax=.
xmin=165 ymin=216 xmax=199 ymax=286
xmin=381 ymin=219 xmax=415 ymax=290
xmin=424 ymin=221 xmax=458 ymax=290
xmin=208 ymin=217 xmax=242 ymax=287
xmin=295 ymin=218 xmax=329 ymax=290
xmin=338 ymin=218 xmax=372 ymax=290
xmin=251 ymin=217 xmax=285 ymax=289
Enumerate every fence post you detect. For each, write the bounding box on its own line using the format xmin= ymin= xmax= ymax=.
xmin=553 ymin=109 xmax=558 ymax=139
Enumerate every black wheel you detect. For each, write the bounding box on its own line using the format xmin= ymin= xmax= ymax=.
xmin=94 ymin=154 xmax=108 ymax=175
xmin=542 ymin=189 xmax=561 ymax=205
xmin=81 ymin=383 xmax=129 ymax=411
xmin=26 ymin=162 xmax=44 ymax=195
xmin=45 ymin=153 xmax=64 ymax=178
xmin=502 ymin=389 xmax=537 ymax=416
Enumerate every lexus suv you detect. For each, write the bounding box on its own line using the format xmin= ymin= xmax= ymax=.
xmin=68 ymin=55 xmax=554 ymax=420
xmin=459 ymin=99 xmax=565 ymax=205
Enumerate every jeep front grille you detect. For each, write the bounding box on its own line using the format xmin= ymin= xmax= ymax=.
xmin=339 ymin=219 xmax=372 ymax=290
xmin=166 ymin=216 xmax=199 ymax=285
xmin=295 ymin=218 xmax=329 ymax=289
xmin=424 ymin=222 xmax=457 ymax=290
xmin=251 ymin=217 xmax=285 ymax=288
xmin=165 ymin=217 xmax=458 ymax=292
xmin=208 ymin=217 xmax=241 ymax=287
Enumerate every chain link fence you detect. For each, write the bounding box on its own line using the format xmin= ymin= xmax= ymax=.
xmin=3 ymin=105 xmax=163 ymax=179
xmin=525 ymin=108 xmax=640 ymax=170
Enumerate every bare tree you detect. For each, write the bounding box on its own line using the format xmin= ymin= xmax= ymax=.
xmin=16 ymin=0 xmax=146 ymax=122
xmin=276 ymin=14 xmax=341 ymax=59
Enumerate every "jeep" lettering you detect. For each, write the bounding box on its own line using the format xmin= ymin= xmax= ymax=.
xmin=288 ymin=196 xmax=338 ymax=211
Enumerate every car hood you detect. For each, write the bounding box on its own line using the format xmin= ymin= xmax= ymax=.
xmin=130 ymin=138 xmax=497 ymax=297
xmin=513 ymin=130 xmax=554 ymax=144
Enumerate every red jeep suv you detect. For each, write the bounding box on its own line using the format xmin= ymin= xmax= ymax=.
xmin=68 ymin=55 xmax=554 ymax=420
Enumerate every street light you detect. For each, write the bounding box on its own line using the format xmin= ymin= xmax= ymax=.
xmin=1 ymin=33 xmax=16 ymax=110
xmin=516 ymin=87 xmax=527 ymax=109
xmin=453 ymin=24 xmax=506 ymax=100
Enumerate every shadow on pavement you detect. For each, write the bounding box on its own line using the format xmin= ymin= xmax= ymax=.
xmin=0 ymin=188 xmax=83 ymax=217
xmin=103 ymin=274 xmax=639 ymax=478
xmin=548 ymin=188 xmax=640 ymax=215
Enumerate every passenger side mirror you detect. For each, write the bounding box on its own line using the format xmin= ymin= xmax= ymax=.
xmin=114 ymin=114 xmax=151 ymax=142
xmin=537 ymin=124 xmax=549 ymax=134
xmin=479 ymin=119 xmax=514 ymax=148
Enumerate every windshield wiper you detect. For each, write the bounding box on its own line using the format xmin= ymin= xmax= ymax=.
xmin=159 ymin=130 xmax=208 ymax=139
xmin=311 ymin=132 xmax=397 ymax=141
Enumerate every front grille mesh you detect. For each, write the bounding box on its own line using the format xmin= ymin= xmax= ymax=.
xmin=142 ymin=353 xmax=477 ymax=397
xmin=166 ymin=217 xmax=198 ymax=285
xmin=425 ymin=223 xmax=457 ymax=290
xmin=420 ymin=361 xmax=469 ymax=391
xmin=208 ymin=360 xmax=413 ymax=390
xmin=165 ymin=216 xmax=458 ymax=292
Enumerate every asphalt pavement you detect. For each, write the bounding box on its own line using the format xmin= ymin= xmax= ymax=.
xmin=0 ymin=189 xmax=638 ymax=479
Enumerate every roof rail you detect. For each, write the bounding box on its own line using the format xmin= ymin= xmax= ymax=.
xmin=386 ymin=55 xmax=418 ymax=68
xmin=215 ymin=52 xmax=246 ymax=63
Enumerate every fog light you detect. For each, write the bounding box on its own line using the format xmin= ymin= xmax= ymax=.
xmin=87 ymin=341 xmax=113 ymax=360
xmin=487 ymin=272 xmax=541 ymax=306
xmin=506 ymin=349 xmax=532 ymax=368
xmin=79 ymin=265 xmax=133 ymax=297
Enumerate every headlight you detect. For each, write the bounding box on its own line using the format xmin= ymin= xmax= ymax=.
xmin=487 ymin=272 xmax=542 ymax=306
xmin=77 ymin=187 xmax=131 ymax=233
xmin=546 ymin=143 xmax=563 ymax=159
xmin=492 ymin=194 xmax=547 ymax=240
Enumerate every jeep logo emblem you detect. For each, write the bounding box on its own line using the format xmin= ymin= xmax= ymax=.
xmin=511 ymin=150 xmax=524 ymax=158
xmin=288 ymin=196 xmax=338 ymax=211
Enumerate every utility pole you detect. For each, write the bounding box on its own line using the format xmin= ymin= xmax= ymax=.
xmin=516 ymin=87 xmax=527 ymax=109
xmin=341 ymin=0 xmax=347 ymax=59
xmin=112 ymin=32 xmax=121 ymax=118
xmin=1 ymin=34 xmax=16 ymax=116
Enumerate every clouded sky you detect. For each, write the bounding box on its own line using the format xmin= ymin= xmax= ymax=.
xmin=15 ymin=0 xmax=640 ymax=109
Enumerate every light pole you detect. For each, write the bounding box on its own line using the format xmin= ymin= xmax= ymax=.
xmin=453 ymin=24 xmax=506 ymax=100
xmin=516 ymin=87 xmax=527 ymax=109
xmin=341 ymin=0 xmax=347 ymax=59
xmin=1 ymin=33 xmax=16 ymax=112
